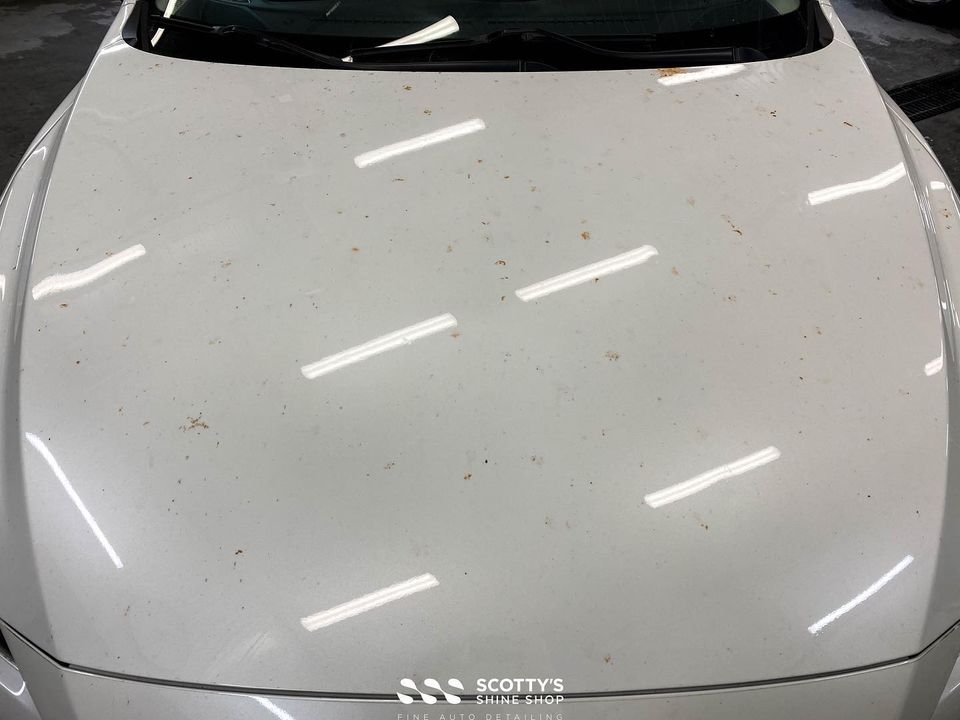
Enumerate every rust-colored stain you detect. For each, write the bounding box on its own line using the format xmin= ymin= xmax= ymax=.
xmin=451 ymin=330 xmax=461 ymax=339
xmin=495 ymin=259 xmax=507 ymax=266
xmin=351 ymin=247 xmax=360 ymax=252
xmin=580 ymin=231 xmax=591 ymax=240
xmin=722 ymin=214 xmax=743 ymax=235
xmin=181 ymin=415 xmax=209 ymax=432
xmin=464 ymin=473 xmax=472 ymax=480
xmin=658 ymin=67 xmax=683 ymax=78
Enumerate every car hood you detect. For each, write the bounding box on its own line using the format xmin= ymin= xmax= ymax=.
xmin=0 ymin=4 xmax=957 ymax=695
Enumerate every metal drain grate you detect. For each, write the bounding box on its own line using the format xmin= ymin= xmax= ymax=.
xmin=888 ymin=69 xmax=960 ymax=122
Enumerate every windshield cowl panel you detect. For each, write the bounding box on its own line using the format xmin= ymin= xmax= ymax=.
xmin=138 ymin=0 xmax=832 ymax=71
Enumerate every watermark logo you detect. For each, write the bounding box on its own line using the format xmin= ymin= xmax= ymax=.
xmin=397 ymin=678 xmax=464 ymax=704
xmin=396 ymin=677 xmax=564 ymax=707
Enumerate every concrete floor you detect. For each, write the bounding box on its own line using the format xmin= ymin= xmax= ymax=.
xmin=0 ymin=0 xmax=958 ymax=183
xmin=833 ymin=0 xmax=960 ymax=182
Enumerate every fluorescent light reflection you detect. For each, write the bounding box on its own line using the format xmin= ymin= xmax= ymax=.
xmin=515 ymin=245 xmax=659 ymax=302
xmin=925 ymin=355 xmax=944 ymax=376
xmin=253 ymin=696 xmax=298 ymax=720
xmin=644 ymin=446 xmax=781 ymax=508
xmin=25 ymin=433 xmax=123 ymax=569
xmin=0 ymin=657 xmax=25 ymax=698
xmin=150 ymin=0 xmax=181 ymax=45
xmin=807 ymin=555 xmax=914 ymax=634
xmin=807 ymin=163 xmax=906 ymax=206
xmin=354 ymin=119 xmax=485 ymax=168
xmin=32 ymin=244 xmax=146 ymax=300
xmin=301 ymin=573 xmax=439 ymax=631
xmin=343 ymin=16 xmax=458 ymax=61
xmin=657 ymin=64 xmax=745 ymax=86
xmin=301 ymin=313 xmax=457 ymax=379
xmin=931 ymin=180 xmax=947 ymax=191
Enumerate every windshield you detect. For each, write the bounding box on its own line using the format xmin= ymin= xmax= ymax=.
xmin=141 ymin=0 xmax=830 ymax=70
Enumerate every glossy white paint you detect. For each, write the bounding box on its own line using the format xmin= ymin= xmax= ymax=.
xmin=5 ymin=621 xmax=960 ymax=719
xmin=353 ymin=118 xmax=486 ymax=168
xmin=3 ymin=1 xmax=960 ymax=716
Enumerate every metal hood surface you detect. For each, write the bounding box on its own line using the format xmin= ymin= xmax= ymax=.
xmin=1 ymin=8 xmax=957 ymax=695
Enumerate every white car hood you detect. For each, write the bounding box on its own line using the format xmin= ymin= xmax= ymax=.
xmin=1 ymin=6 xmax=958 ymax=695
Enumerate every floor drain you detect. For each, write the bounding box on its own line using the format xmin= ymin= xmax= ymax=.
xmin=888 ymin=69 xmax=960 ymax=122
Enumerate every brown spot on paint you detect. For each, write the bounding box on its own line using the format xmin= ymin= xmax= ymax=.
xmin=580 ymin=231 xmax=591 ymax=240
xmin=181 ymin=415 xmax=209 ymax=432
xmin=658 ymin=67 xmax=683 ymax=78
xmin=722 ymin=214 xmax=743 ymax=235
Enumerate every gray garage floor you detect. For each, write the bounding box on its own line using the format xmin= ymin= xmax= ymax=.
xmin=0 ymin=0 xmax=958 ymax=184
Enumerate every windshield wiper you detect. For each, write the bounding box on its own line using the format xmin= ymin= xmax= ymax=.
xmin=148 ymin=15 xmax=347 ymax=68
xmin=347 ymin=28 xmax=766 ymax=69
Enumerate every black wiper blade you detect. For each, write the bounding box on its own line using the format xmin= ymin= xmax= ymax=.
xmin=149 ymin=15 xmax=347 ymax=68
xmin=348 ymin=28 xmax=765 ymax=68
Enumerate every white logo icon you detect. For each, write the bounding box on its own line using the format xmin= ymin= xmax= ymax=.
xmin=397 ymin=677 xmax=463 ymax=704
